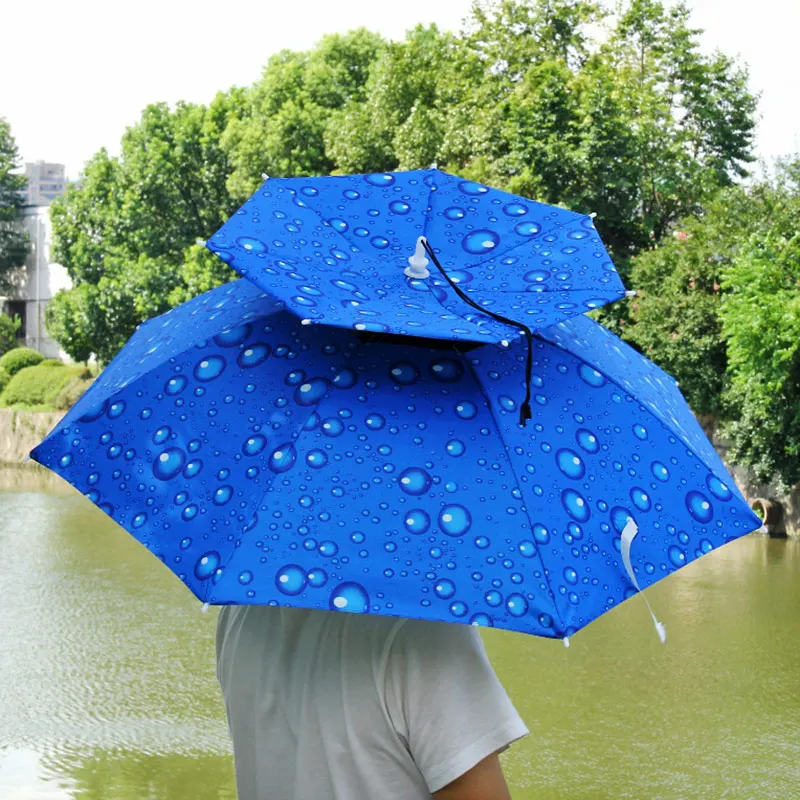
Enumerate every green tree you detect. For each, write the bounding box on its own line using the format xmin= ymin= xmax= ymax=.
xmin=224 ymin=29 xmax=385 ymax=197
xmin=624 ymin=184 xmax=768 ymax=416
xmin=47 ymin=0 xmax=760 ymax=368
xmin=48 ymin=93 xmax=245 ymax=363
xmin=0 ymin=118 xmax=29 ymax=289
xmin=718 ymin=160 xmax=800 ymax=490
xmin=0 ymin=313 xmax=21 ymax=356
xmin=625 ymin=159 xmax=800 ymax=489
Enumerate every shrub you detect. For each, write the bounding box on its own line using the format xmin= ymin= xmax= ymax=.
xmin=0 ymin=314 xmax=21 ymax=357
xmin=0 ymin=347 xmax=44 ymax=376
xmin=0 ymin=362 xmax=93 ymax=410
xmin=719 ymin=227 xmax=800 ymax=492
xmin=39 ymin=358 xmax=64 ymax=367
xmin=0 ymin=366 xmax=10 ymax=395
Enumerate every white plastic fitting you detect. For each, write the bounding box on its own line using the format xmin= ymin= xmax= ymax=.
xmin=405 ymin=236 xmax=431 ymax=279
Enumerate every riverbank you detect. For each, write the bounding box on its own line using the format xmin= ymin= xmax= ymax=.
xmin=2 ymin=409 xmax=797 ymax=535
xmin=0 ymin=410 xmax=61 ymax=465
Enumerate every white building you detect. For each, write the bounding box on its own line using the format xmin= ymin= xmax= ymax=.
xmin=24 ymin=161 xmax=67 ymax=206
xmin=1 ymin=207 xmax=72 ymax=359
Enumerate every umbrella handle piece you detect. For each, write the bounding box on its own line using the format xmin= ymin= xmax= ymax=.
xmin=405 ymin=236 xmax=431 ymax=279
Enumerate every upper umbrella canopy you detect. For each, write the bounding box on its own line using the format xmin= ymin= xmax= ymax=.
xmin=205 ymin=169 xmax=626 ymax=344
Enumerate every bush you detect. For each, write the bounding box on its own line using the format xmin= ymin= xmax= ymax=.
xmin=0 ymin=314 xmax=21 ymax=357
xmin=0 ymin=366 xmax=10 ymax=395
xmin=39 ymin=358 xmax=64 ymax=367
xmin=0 ymin=347 xmax=44 ymax=376
xmin=719 ymin=227 xmax=800 ymax=492
xmin=0 ymin=362 xmax=94 ymax=410
xmin=625 ymin=184 xmax=774 ymax=417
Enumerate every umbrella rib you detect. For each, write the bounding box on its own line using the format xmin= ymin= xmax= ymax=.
xmin=201 ymin=387 xmax=332 ymax=604
xmin=462 ymin=358 xmax=568 ymax=636
xmin=449 ymin=286 xmax=625 ymax=297
xmin=293 ymin=190 xmax=371 ymax=258
xmin=537 ymin=330 xmax=742 ymax=503
xmin=462 ymin=215 xmax=594 ymax=274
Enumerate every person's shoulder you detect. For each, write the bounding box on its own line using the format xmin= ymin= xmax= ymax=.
xmin=391 ymin=616 xmax=484 ymax=657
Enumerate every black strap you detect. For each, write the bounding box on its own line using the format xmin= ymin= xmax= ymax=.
xmin=421 ymin=239 xmax=533 ymax=426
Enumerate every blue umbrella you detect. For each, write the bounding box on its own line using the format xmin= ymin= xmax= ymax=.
xmin=31 ymin=278 xmax=760 ymax=640
xmin=204 ymin=169 xmax=626 ymax=345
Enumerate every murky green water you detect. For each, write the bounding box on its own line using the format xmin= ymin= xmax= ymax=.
xmin=1 ymin=468 xmax=798 ymax=799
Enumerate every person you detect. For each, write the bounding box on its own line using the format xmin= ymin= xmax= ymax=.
xmin=216 ymin=605 xmax=528 ymax=799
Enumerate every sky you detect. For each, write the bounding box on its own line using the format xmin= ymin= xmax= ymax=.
xmin=2 ymin=0 xmax=797 ymax=180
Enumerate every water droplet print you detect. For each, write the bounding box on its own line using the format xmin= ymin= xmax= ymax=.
xmin=276 ymin=565 xmax=307 ymax=596
xmin=578 ymin=364 xmax=606 ymax=387
xmin=651 ymin=461 xmax=670 ymax=482
xmin=462 ymin=230 xmax=500 ymax=255
xmin=556 ymin=449 xmax=585 ymax=480
xmin=576 ymin=429 xmax=599 ymax=453
xmin=195 ymin=552 xmax=220 ymax=581
xmin=514 ymin=221 xmax=541 ymax=237
xmin=366 ymin=173 xmax=395 ymax=187
xmin=153 ymin=448 xmax=186 ymax=481
xmin=33 ymin=173 xmax=758 ymax=642
xmin=389 ymin=362 xmax=419 ymax=386
xmin=506 ymin=594 xmax=528 ymax=618
xmin=236 ymin=236 xmax=267 ymax=253
xmin=165 ymin=375 xmax=188 ymax=395
xmin=399 ymin=468 xmax=432 ymax=496
xmin=429 ymin=358 xmax=464 ymax=383
xmin=434 ymin=580 xmax=456 ymax=599
xmin=455 ymin=401 xmax=477 ymax=420
xmin=213 ymin=485 xmax=233 ymax=505
xmin=439 ymin=505 xmax=472 ymax=536
xmin=295 ymin=378 xmax=329 ymax=406
xmin=686 ymin=491 xmax=714 ymax=524
xmin=238 ymin=344 xmax=271 ymax=369
xmin=330 ymin=582 xmax=369 ymax=613
xmin=269 ymin=444 xmax=297 ymax=474
xmin=243 ymin=435 xmax=268 ymax=456
xmin=706 ymin=475 xmax=732 ymax=501
xmin=194 ymin=356 xmax=226 ymax=382
xmin=562 ymin=490 xmax=590 ymax=522
xmin=404 ymin=509 xmax=431 ymax=534
xmin=458 ymin=181 xmax=489 ymax=196
xmin=214 ymin=323 xmax=252 ymax=347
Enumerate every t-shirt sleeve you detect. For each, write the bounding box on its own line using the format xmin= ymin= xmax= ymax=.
xmin=385 ymin=619 xmax=529 ymax=794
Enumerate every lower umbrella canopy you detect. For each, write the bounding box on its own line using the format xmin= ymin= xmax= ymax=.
xmin=32 ymin=279 xmax=760 ymax=639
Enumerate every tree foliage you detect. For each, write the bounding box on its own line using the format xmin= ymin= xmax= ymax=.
xmin=48 ymin=92 xmax=244 ymax=363
xmin=718 ymin=161 xmax=800 ymax=491
xmin=0 ymin=313 xmax=21 ymax=356
xmin=0 ymin=117 xmax=29 ymax=289
xmin=627 ymin=160 xmax=800 ymax=488
xmin=49 ymin=0 xmax=791 ymax=485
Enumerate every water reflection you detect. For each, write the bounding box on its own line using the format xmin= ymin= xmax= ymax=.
xmin=40 ymin=749 xmax=236 ymax=800
xmin=1 ymin=469 xmax=798 ymax=800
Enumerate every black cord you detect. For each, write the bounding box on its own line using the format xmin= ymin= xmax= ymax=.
xmin=421 ymin=239 xmax=533 ymax=426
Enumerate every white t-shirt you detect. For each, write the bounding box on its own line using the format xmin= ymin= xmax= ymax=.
xmin=216 ymin=606 xmax=529 ymax=800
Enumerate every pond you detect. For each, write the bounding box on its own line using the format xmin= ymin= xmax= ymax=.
xmin=1 ymin=468 xmax=798 ymax=799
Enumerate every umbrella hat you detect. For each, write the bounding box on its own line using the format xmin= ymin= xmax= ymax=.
xmin=204 ymin=169 xmax=626 ymax=345
xmin=32 ymin=279 xmax=760 ymax=639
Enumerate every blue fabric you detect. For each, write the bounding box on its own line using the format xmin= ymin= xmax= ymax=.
xmin=205 ymin=170 xmax=625 ymax=344
xmin=32 ymin=280 xmax=760 ymax=638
